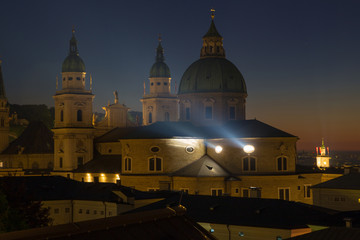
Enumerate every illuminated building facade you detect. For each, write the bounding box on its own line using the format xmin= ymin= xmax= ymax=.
xmin=0 ymin=60 xmax=9 ymax=153
xmin=316 ymin=138 xmax=331 ymax=168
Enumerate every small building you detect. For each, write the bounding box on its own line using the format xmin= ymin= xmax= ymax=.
xmin=312 ymin=173 xmax=360 ymax=211
xmin=0 ymin=206 xmax=217 ymax=240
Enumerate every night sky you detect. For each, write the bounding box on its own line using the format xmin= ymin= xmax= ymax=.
xmin=1 ymin=0 xmax=359 ymax=151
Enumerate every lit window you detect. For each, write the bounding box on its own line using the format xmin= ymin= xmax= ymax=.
xmin=243 ymin=156 xmax=256 ymax=171
xmin=205 ymin=106 xmax=213 ymax=119
xmin=124 ymin=157 xmax=132 ymax=172
xmin=279 ymin=188 xmax=290 ymax=201
xmin=277 ymin=156 xmax=288 ymax=171
xmin=149 ymin=157 xmax=162 ymax=172
xmin=211 ymin=188 xmax=223 ymax=196
xmin=0 ymin=162 xmax=3 ymax=168
xmin=304 ymin=184 xmax=311 ymax=199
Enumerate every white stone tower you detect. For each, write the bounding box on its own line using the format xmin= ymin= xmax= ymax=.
xmin=316 ymin=138 xmax=331 ymax=168
xmin=141 ymin=37 xmax=178 ymax=125
xmin=0 ymin=60 xmax=9 ymax=153
xmin=52 ymin=29 xmax=94 ymax=176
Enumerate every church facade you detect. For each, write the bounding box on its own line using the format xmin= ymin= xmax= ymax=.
xmin=0 ymin=13 xmax=341 ymax=205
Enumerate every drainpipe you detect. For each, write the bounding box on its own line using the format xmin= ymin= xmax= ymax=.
xmin=103 ymin=201 xmax=107 ymax=219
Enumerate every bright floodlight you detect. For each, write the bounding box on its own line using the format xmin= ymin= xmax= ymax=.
xmin=243 ymin=145 xmax=255 ymax=154
xmin=215 ymin=145 xmax=223 ymax=153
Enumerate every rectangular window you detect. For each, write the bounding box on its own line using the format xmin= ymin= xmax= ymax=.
xmin=211 ymin=188 xmax=223 ymax=196
xmin=149 ymin=157 xmax=162 ymax=172
xmin=279 ymin=188 xmax=290 ymax=201
xmin=79 ymin=209 xmax=83 ymax=214
xmin=94 ymin=210 xmax=97 ymax=214
xmin=250 ymin=187 xmax=261 ymax=198
xmin=77 ymin=157 xmax=83 ymax=167
xmin=124 ymin=157 xmax=132 ymax=172
xmin=242 ymin=188 xmax=249 ymax=198
xmin=100 ymin=211 xmax=104 ymax=215
xmin=59 ymin=157 xmax=63 ymax=168
xmin=277 ymin=157 xmax=288 ymax=171
xmin=229 ymin=106 xmax=236 ymax=120
xmin=185 ymin=107 xmax=190 ymax=120
xmin=205 ymin=106 xmax=213 ymax=119
xmin=304 ymin=185 xmax=311 ymax=199
xmin=243 ymin=157 xmax=256 ymax=171
xmin=54 ymin=208 xmax=60 ymax=214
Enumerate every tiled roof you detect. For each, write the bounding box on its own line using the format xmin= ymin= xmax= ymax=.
xmin=171 ymin=155 xmax=231 ymax=177
xmin=0 ymin=206 xmax=217 ymax=240
xmin=95 ymin=120 xmax=296 ymax=142
xmin=127 ymin=194 xmax=335 ymax=229
xmin=2 ymin=121 xmax=54 ymax=154
xmin=312 ymin=173 xmax=360 ymax=190
xmin=74 ymin=154 xmax=121 ymax=173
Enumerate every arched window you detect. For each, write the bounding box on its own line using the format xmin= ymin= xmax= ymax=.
xmin=77 ymin=110 xmax=82 ymax=122
xmin=164 ymin=112 xmax=170 ymax=121
xmin=205 ymin=106 xmax=213 ymax=119
xmin=185 ymin=107 xmax=191 ymax=120
xmin=229 ymin=106 xmax=236 ymax=120
xmin=277 ymin=156 xmax=288 ymax=171
xmin=148 ymin=112 xmax=152 ymax=124
xmin=60 ymin=110 xmax=64 ymax=122
xmin=124 ymin=157 xmax=132 ymax=172
xmin=243 ymin=156 xmax=256 ymax=171
xmin=149 ymin=157 xmax=162 ymax=172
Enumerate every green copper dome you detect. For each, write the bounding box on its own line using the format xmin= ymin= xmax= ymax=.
xmin=62 ymin=30 xmax=86 ymax=73
xmin=178 ymin=58 xmax=247 ymax=94
xmin=149 ymin=40 xmax=170 ymax=78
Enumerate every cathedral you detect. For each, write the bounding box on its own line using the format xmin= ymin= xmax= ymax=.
xmin=0 ymin=12 xmax=341 ymax=204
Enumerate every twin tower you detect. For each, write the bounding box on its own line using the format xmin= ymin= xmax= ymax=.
xmin=53 ymin=14 xmax=248 ymax=175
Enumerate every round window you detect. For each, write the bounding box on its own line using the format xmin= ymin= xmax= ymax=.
xmin=185 ymin=146 xmax=194 ymax=153
xmin=150 ymin=146 xmax=160 ymax=153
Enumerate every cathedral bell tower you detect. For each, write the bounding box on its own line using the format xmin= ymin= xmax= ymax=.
xmin=0 ymin=60 xmax=9 ymax=153
xmin=52 ymin=29 xmax=94 ymax=176
xmin=141 ymin=36 xmax=178 ymax=125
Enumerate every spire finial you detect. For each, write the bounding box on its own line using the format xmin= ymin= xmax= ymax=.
xmin=210 ymin=8 xmax=215 ymax=20
xmin=158 ymin=33 xmax=162 ymax=42
xmin=72 ymin=25 xmax=75 ymax=34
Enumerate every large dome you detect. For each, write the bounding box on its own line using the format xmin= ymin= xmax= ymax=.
xmin=149 ymin=62 xmax=170 ymax=78
xmin=62 ymin=55 xmax=85 ymax=72
xmin=178 ymin=57 xmax=247 ymax=94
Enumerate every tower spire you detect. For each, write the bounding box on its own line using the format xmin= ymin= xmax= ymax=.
xmin=69 ymin=27 xmax=79 ymax=56
xmin=156 ymin=34 xmax=165 ymax=63
xmin=200 ymin=9 xmax=225 ymax=58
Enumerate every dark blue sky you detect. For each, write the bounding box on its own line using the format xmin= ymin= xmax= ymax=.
xmin=1 ymin=0 xmax=359 ymax=150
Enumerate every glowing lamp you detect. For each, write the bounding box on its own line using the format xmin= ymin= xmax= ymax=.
xmin=243 ymin=145 xmax=255 ymax=154
xmin=215 ymin=145 xmax=223 ymax=153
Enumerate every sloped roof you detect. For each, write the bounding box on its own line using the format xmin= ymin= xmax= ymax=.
xmin=74 ymin=154 xmax=121 ymax=173
xmin=312 ymin=173 xmax=360 ymax=190
xmin=0 ymin=206 xmax=217 ymax=240
xmin=171 ymin=154 xmax=231 ymax=177
xmin=286 ymin=227 xmax=360 ymax=240
xmin=0 ymin=176 xmax=120 ymax=202
xmin=127 ymin=194 xmax=335 ymax=230
xmin=95 ymin=120 xmax=296 ymax=142
xmin=2 ymin=121 xmax=54 ymax=154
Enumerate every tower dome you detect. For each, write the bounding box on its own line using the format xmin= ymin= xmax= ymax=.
xmin=178 ymin=11 xmax=246 ymax=95
xmin=149 ymin=40 xmax=170 ymax=78
xmin=62 ymin=29 xmax=85 ymax=73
